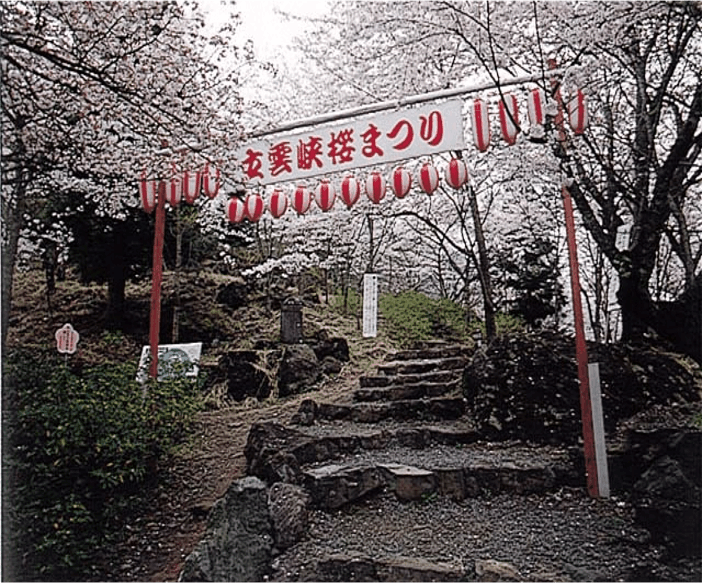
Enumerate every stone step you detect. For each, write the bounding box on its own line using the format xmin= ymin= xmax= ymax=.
xmin=301 ymin=442 xmax=576 ymax=509
xmin=359 ymin=369 xmax=460 ymax=388
xmin=305 ymin=554 xmax=467 ymax=583
xmin=309 ymin=396 xmax=467 ymax=424
xmin=377 ymin=356 xmax=466 ymax=376
xmin=353 ymin=379 xmax=460 ymax=402
xmin=245 ymin=419 xmax=480 ymax=484
xmin=384 ymin=345 xmax=467 ymax=362
xmin=271 ymin=488 xmax=650 ymax=583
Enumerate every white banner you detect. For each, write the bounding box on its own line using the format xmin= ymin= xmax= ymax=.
xmin=363 ymin=274 xmax=379 ymax=338
xmin=239 ymin=100 xmax=465 ymax=186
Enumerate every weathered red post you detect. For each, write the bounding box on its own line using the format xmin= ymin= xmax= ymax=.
xmin=549 ymin=59 xmax=599 ymax=497
xmin=149 ymin=181 xmax=167 ymax=379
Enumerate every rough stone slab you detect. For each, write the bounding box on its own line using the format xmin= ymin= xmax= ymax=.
xmin=378 ymin=463 xmax=436 ymax=501
xmin=353 ymin=380 xmax=460 ymax=402
xmin=303 ymin=464 xmax=384 ymax=509
xmin=353 ymin=385 xmax=427 ymax=402
xmin=305 ymin=397 xmax=467 ymax=424
xmin=377 ymin=356 xmax=466 ymax=376
xmin=385 ymin=345 xmax=467 ymax=361
xmin=315 ymin=553 xmax=467 ymax=582
xmin=268 ymin=482 xmax=310 ymax=550
xmin=474 ymin=558 xmax=522 ymax=581
xmin=359 ymin=369 xmax=459 ymax=388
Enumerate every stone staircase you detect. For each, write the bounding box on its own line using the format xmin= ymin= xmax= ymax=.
xmin=181 ymin=341 xmax=702 ymax=583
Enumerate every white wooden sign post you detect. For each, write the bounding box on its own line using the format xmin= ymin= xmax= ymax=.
xmin=362 ymin=274 xmax=379 ymax=338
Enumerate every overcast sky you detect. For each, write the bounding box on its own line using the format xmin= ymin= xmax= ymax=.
xmin=200 ymin=0 xmax=329 ymax=60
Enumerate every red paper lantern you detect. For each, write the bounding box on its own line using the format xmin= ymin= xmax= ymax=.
xmin=245 ymin=193 xmax=264 ymax=222
xmin=269 ymin=190 xmax=288 ymax=219
xmin=418 ymin=162 xmax=440 ymax=194
xmin=227 ymin=197 xmax=246 ymax=223
xmin=365 ymin=172 xmax=386 ymax=204
xmin=470 ymin=98 xmax=491 ymax=152
xmin=391 ymin=166 xmax=412 ymax=198
xmin=445 ymin=158 xmax=469 ymax=190
xmin=340 ymin=175 xmax=361 ymax=208
xmin=315 ymin=181 xmax=336 ymax=211
xmin=292 ymin=185 xmax=312 ymax=214
xmin=183 ymin=170 xmax=201 ymax=204
xmin=167 ymin=175 xmax=182 ymax=207
xmin=203 ymin=163 xmax=221 ymax=199
xmin=568 ymin=89 xmax=588 ymax=135
xmin=527 ymin=87 xmax=545 ymax=127
xmin=139 ymin=172 xmax=158 ymax=213
xmin=498 ymin=93 xmax=520 ymax=145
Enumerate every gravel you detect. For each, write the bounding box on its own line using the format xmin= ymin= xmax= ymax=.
xmin=271 ymin=488 xmax=701 ymax=582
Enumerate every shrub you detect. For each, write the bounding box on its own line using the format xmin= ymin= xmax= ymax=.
xmin=329 ymin=287 xmax=362 ymax=316
xmin=4 ymin=349 xmax=202 ymax=580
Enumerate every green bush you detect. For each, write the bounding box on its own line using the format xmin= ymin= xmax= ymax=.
xmin=379 ymin=291 xmax=468 ymax=347
xmin=329 ymin=287 xmax=362 ymax=316
xmin=5 ymin=349 xmax=202 ymax=580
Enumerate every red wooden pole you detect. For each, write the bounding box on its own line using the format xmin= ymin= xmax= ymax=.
xmin=548 ymin=59 xmax=599 ymax=497
xmin=149 ymin=181 xmax=167 ymax=379
xmin=561 ymin=183 xmax=599 ymax=497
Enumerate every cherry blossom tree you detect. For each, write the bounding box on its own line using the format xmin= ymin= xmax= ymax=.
xmin=285 ymin=1 xmax=701 ymax=362
xmin=1 ymin=0 xmax=246 ymax=347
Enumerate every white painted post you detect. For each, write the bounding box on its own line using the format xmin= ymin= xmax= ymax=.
xmin=587 ymin=363 xmax=610 ymax=497
xmin=363 ymin=273 xmax=379 ymax=338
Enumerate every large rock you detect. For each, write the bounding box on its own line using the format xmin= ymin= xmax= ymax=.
xmin=463 ymin=331 xmax=702 ymax=444
xmin=179 ymin=477 xmax=273 ymax=582
xmin=267 ymin=482 xmax=311 ymax=550
xmin=277 ymin=344 xmax=321 ymax=397
xmin=628 ymin=429 xmax=702 ymax=557
xmin=310 ymin=331 xmax=350 ymax=363
xmin=218 ymin=350 xmax=272 ymax=402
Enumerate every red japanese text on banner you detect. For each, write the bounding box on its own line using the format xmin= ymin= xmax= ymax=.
xmin=239 ymin=100 xmax=465 ymax=186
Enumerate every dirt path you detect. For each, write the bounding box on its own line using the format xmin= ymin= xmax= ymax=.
xmin=98 ymin=361 xmax=363 ymax=582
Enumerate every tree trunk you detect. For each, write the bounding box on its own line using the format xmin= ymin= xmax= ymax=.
xmin=1 ymin=177 xmax=27 ymax=359
xmin=618 ymin=270 xmax=701 ymax=364
xmin=104 ymin=227 xmax=128 ymax=329
xmin=467 ymin=185 xmax=497 ymax=340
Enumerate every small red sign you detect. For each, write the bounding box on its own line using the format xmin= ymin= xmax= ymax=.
xmin=55 ymin=323 xmax=79 ymax=354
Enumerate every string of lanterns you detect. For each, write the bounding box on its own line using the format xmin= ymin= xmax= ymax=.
xmin=139 ymin=163 xmax=222 ymax=213
xmin=226 ymin=157 xmax=472 ymax=223
xmin=138 ymin=88 xmax=588 ymax=222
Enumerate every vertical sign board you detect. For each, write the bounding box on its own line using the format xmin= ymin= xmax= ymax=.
xmin=363 ymin=274 xmax=379 ymax=338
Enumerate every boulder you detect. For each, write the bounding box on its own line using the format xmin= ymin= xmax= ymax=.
xmin=278 ymin=344 xmax=320 ymax=397
xmin=218 ymin=350 xmax=272 ymax=402
xmin=474 ymin=559 xmax=522 ymax=582
xmin=310 ymin=332 xmax=350 ymax=362
xmin=179 ymin=477 xmax=273 ymax=582
xmin=268 ymin=482 xmax=311 ymax=550
xmin=321 ymin=355 xmax=343 ymax=375
xmin=630 ymin=433 xmax=702 ymax=557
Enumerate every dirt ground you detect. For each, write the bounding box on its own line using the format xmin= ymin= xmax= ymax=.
xmin=96 ymin=362 xmax=365 ymax=582
xmin=4 ymin=269 xmax=383 ymax=581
